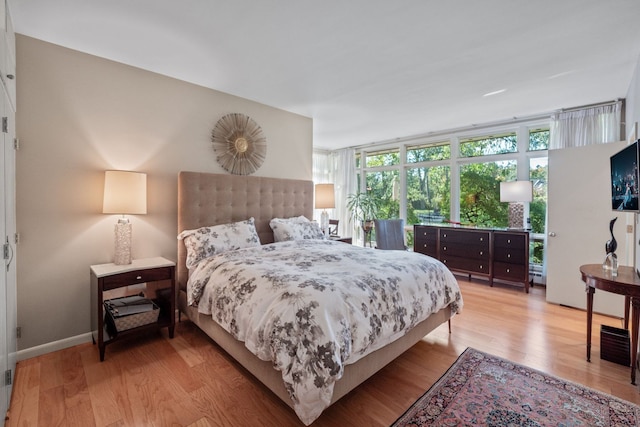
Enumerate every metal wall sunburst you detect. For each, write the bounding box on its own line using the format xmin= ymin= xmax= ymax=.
xmin=211 ymin=113 xmax=267 ymax=175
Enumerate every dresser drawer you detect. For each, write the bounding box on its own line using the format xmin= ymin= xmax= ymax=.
xmin=102 ymin=267 xmax=173 ymax=290
xmin=440 ymin=229 xmax=490 ymax=246
xmin=414 ymin=226 xmax=438 ymax=257
xmin=440 ymin=242 xmax=489 ymax=260
xmin=493 ymin=247 xmax=526 ymax=264
xmin=494 ymin=232 xmax=527 ymax=249
xmin=493 ymin=262 xmax=527 ymax=281
xmin=441 ymin=255 xmax=490 ymax=275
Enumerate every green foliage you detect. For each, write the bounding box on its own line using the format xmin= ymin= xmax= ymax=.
xmin=406 ymin=165 xmax=450 ymax=223
xmin=459 ymin=161 xmax=515 ymax=227
xmin=365 ymin=170 xmax=400 ymax=219
xmin=529 ymin=129 xmax=550 ymax=151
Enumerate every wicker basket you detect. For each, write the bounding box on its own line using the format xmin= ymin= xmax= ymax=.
xmin=105 ymin=295 xmax=159 ymax=333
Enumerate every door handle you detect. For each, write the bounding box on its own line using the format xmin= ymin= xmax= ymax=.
xmin=548 ymin=232 xmax=556 ymax=237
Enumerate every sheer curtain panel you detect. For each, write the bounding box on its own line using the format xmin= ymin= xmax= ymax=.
xmin=550 ymin=101 xmax=622 ymax=149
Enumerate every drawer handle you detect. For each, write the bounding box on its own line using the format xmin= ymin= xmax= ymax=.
xmin=479 ymin=251 xmax=483 ymax=255
xmin=423 ymin=244 xmax=428 ymax=248
xmin=480 ymin=237 xmax=484 ymax=241
xmin=443 ymin=233 xmax=447 ymax=237
xmin=507 ymin=254 xmax=511 ymax=258
xmin=136 ymin=275 xmax=142 ymax=280
xmin=508 ymin=239 xmax=511 ymax=244
xmin=506 ymin=268 xmax=511 ymax=273
xmin=480 ymin=265 xmax=483 ymax=270
xmin=443 ymin=246 xmax=447 ymax=251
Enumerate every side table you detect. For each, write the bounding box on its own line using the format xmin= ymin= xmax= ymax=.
xmin=91 ymin=257 xmax=176 ymax=361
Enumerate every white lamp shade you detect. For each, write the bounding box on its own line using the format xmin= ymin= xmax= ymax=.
xmin=103 ymin=170 xmax=147 ymax=214
xmin=315 ymin=183 xmax=335 ymax=209
xmin=500 ymin=181 xmax=533 ymax=203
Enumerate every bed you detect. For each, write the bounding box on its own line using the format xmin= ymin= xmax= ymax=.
xmin=177 ymin=171 xmax=462 ymax=425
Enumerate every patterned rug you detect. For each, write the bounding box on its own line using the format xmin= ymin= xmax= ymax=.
xmin=392 ymin=347 xmax=640 ymax=426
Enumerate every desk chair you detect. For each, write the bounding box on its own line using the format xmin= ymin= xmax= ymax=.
xmin=374 ymin=219 xmax=407 ymax=250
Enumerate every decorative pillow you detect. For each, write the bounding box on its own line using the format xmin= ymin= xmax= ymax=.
xmin=178 ymin=217 xmax=261 ymax=268
xmin=270 ymin=216 xmax=325 ymax=242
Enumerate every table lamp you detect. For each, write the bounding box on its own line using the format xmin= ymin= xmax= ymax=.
xmin=103 ymin=170 xmax=147 ymax=265
xmin=315 ymin=183 xmax=335 ymax=237
xmin=500 ymin=180 xmax=533 ymax=229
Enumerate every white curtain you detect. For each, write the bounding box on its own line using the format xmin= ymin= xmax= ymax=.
xmin=330 ymin=148 xmax=356 ymax=237
xmin=549 ymin=101 xmax=622 ymax=149
xmin=312 ymin=148 xmax=356 ymax=237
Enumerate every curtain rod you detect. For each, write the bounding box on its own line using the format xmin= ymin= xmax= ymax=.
xmin=557 ymin=99 xmax=622 ymax=113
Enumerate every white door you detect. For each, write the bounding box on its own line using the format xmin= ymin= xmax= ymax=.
xmin=547 ymin=141 xmax=631 ymax=317
xmin=4 ymin=92 xmax=16 ymax=406
xmin=0 ymin=91 xmax=6 ymax=419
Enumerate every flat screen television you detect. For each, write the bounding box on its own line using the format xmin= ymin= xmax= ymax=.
xmin=610 ymin=140 xmax=640 ymax=211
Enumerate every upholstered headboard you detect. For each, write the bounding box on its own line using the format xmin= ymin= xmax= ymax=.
xmin=177 ymin=171 xmax=314 ymax=291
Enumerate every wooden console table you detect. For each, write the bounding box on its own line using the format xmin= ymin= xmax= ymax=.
xmin=580 ymin=264 xmax=640 ymax=384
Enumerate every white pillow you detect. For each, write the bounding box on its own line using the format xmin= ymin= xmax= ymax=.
xmin=178 ymin=217 xmax=261 ymax=268
xmin=270 ymin=216 xmax=325 ymax=242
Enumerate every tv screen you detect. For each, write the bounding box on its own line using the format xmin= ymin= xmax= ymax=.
xmin=611 ymin=140 xmax=640 ymax=211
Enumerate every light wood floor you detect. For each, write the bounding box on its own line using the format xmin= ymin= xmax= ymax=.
xmin=7 ymin=277 xmax=640 ymax=426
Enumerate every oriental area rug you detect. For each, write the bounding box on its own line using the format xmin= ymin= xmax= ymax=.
xmin=392 ymin=347 xmax=640 ymax=426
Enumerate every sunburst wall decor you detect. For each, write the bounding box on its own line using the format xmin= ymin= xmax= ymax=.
xmin=211 ymin=113 xmax=267 ymax=175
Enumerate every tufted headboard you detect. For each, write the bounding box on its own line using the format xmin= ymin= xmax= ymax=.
xmin=177 ymin=171 xmax=314 ymax=291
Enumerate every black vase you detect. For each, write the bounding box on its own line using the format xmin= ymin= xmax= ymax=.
xmin=605 ymin=217 xmax=618 ymax=255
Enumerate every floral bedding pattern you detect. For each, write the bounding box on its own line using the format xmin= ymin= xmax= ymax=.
xmin=187 ymin=239 xmax=462 ymax=425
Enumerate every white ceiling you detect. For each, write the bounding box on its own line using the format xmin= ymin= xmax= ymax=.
xmin=10 ymin=0 xmax=640 ymax=150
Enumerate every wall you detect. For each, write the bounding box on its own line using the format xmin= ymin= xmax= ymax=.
xmin=627 ymin=55 xmax=640 ymax=275
xmin=15 ymin=35 xmax=313 ymax=352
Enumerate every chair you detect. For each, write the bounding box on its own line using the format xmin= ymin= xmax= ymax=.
xmin=328 ymin=219 xmax=339 ymax=236
xmin=374 ymin=219 xmax=407 ymax=250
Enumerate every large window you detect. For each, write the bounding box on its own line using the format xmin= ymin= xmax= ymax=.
xmin=355 ymin=123 xmax=549 ymax=269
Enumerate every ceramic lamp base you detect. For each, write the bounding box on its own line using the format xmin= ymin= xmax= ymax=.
xmin=114 ymin=219 xmax=132 ymax=265
xmin=320 ymin=210 xmax=329 ymax=237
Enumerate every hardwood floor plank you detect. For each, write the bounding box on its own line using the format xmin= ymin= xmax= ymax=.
xmin=5 ymin=361 xmax=40 ymax=427
xmin=9 ymin=278 xmax=640 ymax=426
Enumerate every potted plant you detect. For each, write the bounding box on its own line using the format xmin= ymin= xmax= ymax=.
xmin=346 ymin=192 xmax=379 ymax=245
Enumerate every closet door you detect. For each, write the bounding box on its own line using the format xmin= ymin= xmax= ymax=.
xmin=0 ymin=83 xmax=6 ymax=420
xmin=3 ymin=86 xmax=16 ymax=408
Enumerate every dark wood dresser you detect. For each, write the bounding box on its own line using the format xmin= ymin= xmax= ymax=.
xmin=414 ymin=224 xmax=530 ymax=292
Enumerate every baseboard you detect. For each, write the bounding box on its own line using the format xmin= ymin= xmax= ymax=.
xmin=16 ymin=332 xmax=94 ymax=361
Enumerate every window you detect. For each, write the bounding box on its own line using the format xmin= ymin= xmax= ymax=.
xmin=406 ymin=142 xmax=450 ymax=162
xmin=529 ymin=128 xmax=550 ymax=151
xmin=459 ymin=160 xmax=516 ymax=227
xmin=365 ymin=170 xmax=400 ymax=219
xmin=406 ymin=165 xmax=450 ymax=224
xmin=366 ymin=148 xmax=399 ymax=167
xmin=459 ymin=132 xmax=517 ymax=157
xmin=529 ymin=157 xmax=548 ymax=265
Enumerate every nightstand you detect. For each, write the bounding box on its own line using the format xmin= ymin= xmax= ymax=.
xmin=90 ymin=257 xmax=176 ymax=361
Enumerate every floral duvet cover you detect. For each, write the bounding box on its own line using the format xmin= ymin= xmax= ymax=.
xmin=187 ymin=239 xmax=462 ymax=425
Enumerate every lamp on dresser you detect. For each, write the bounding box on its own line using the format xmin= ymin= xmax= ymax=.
xmin=500 ymin=180 xmax=533 ymax=229
xmin=103 ymin=170 xmax=147 ymax=265
xmin=315 ymin=183 xmax=335 ymax=237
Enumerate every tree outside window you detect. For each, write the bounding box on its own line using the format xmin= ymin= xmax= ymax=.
xmin=459 ymin=160 xmax=516 ymax=227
